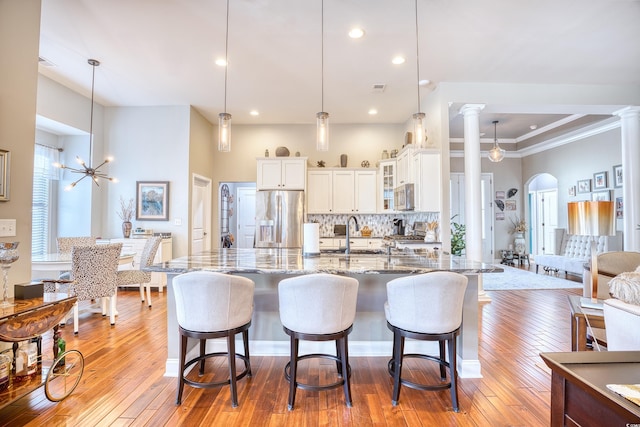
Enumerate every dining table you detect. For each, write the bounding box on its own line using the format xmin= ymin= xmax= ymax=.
xmin=32 ymin=251 xmax=136 ymax=273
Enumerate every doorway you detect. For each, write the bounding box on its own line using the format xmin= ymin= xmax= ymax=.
xmin=218 ymin=182 xmax=256 ymax=248
xmin=528 ymin=173 xmax=558 ymax=256
xmin=191 ymin=174 xmax=212 ymax=255
xmin=450 ymin=172 xmax=495 ymax=263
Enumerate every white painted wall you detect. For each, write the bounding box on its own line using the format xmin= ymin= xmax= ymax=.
xmin=104 ymin=106 xmax=191 ymax=256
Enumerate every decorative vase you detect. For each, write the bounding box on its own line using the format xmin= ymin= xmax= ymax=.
xmin=340 ymin=154 xmax=347 ymax=167
xmin=514 ymin=232 xmax=525 ymax=255
xmin=0 ymin=242 xmax=19 ymax=308
xmin=122 ymin=221 xmax=133 ymax=238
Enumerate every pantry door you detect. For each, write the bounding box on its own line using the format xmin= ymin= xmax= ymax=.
xmin=191 ymin=174 xmax=212 ymax=255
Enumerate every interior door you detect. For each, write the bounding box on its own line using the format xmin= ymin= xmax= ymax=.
xmin=535 ymin=189 xmax=558 ymax=255
xmin=236 ymin=186 xmax=256 ymax=248
xmin=191 ymin=174 xmax=212 ymax=255
xmin=450 ymin=172 xmax=494 ymax=262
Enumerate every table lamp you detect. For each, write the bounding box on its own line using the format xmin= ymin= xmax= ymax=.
xmin=567 ymin=201 xmax=615 ymax=307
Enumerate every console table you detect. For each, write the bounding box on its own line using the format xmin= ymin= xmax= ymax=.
xmin=540 ymin=351 xmax=640 ymax=426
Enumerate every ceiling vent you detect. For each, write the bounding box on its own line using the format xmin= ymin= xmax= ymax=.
xmin=371 ymin=83 xmax=386 ymax=93
xmin=38 ymin=56 xmax=56 ymax=67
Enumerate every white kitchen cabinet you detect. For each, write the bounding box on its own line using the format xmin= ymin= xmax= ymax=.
xmin=307 ymin=170 xmax=333 ymax=213
xmin=379 ymin=159 xmax=396 ymax=212
xmin=307 ymin=169 xmax=376 ymax=214
xmin=332 ymin=170 xmax=356 ymax=213
xmin=319 ymin=238 xmax=339 ymax=250
xmin=413 ymin=150 xmax=441 ymax=212
xmin=396 ymin=147 xmax=414 ymax=186
xmin=256 ymin=158 xmax=307 ymax=190
xmin=110 ymin=237 xmax=172 ymax=292
xmin=354 ymin=170 xmax=377 ymax=213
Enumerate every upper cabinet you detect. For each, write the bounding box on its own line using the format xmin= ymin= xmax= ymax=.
xmin=256 ymin=158 xmax=307 ymax=190
xmin=379 ymin=159 xmax=396 ymax=212
xmin=307 ymin=169 xmax=377 ymax=214
xmin=413 ymin=150 xmax=441 ymax=212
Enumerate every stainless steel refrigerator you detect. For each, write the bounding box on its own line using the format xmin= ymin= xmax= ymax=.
xmin=254 ymin=190 xmax=304 ymax=248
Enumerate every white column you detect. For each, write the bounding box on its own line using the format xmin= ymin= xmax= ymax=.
xmin=615 ymin=106 xmax=640 ymax=251
xmin=459 ymin=104 xmax=490 ymax=302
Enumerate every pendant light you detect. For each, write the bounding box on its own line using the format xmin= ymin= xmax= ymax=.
xmin=488 ymin=120 xmax=506 ymax=162
xmin=218 ymin=0 xmax=231 ymax=152
xmin=412 ymin=0 xmax=426 ymax=148
xmin=316 ymin=0 xmax=329 ymax=151
xmin=54 ymin=59 xmax=117 ymax=190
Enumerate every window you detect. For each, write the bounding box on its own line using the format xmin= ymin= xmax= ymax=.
xmin=32 ymin=144 xmax=59 ymax=256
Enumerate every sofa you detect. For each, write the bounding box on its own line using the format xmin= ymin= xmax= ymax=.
xmin=534 ymin=228 xmax=618 ymax=278
xmin=582 ymin=251 xmax=640 ymax=299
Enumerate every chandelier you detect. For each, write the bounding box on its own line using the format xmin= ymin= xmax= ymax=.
xmin=412 ymin=0 xmax=426 ymax=148
xmin=55 ymin=59 xmax=117 ymax=190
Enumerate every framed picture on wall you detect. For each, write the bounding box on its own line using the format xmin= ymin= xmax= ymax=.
xmin=136 ymin=181 xmax=170 ymax=221
xmin=496 ymin=212 xmax=505 ymax=221
xmin=593 ymin=171 xmax=608 ymax=190
xmin=591 ymin=190 xmax=612 ymax=202
xmin=613 ymin=164 xmax=623 ymax=188
xmin=568 ymin=186 xmax=576 ymax=196
xmin=504 ymin=200 xmax=516 ymax=211
xmin=616 ymin=197 xmax=623 ymax=219
xmin=577 ymin=179 xmax=592 ymax=194
xmin=495 ymin=191 xmax=505 ymax=199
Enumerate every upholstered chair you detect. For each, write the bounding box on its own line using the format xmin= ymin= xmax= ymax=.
xmin=56 ymin=236 xmax=96 ymax=253
xmin=117 ymin=236 xmax=162 ymax=307
xmin=278 ymin=273 xmax=359 ymax=410
xmin=384 ymin=271 xmax=468 ymax=412
xmin=173 ymin=271 xmax=255 ymax=407
xmin=68 ymin=243 xmax=122 ymax=334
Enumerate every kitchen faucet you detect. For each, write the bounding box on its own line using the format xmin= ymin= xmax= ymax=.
xmin=345 ymin=215 xmax=359 ymax=255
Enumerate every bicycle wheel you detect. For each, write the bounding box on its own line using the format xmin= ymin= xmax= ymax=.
xmin=45 ymin=349 xmax=84 ymax=402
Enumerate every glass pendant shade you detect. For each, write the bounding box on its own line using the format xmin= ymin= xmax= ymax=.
xmin=413 ymin=112 xmax=426 ymax=148
xmin=488 ymin=120 xmax=505 ymax=162
xmin=488 ymin=144 xmax=505 ymax=162
xmin=218 ymin=113 xmax=231 ymax=152
xmin=316 ymin=112 xmax=329 ymax=151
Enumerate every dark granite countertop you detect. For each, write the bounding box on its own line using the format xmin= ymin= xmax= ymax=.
xmin=146 ymin=248 xmax=502 ymax=275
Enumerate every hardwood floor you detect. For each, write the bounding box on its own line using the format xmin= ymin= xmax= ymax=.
xmin=0 ymin=270 xmax=583 ymax=426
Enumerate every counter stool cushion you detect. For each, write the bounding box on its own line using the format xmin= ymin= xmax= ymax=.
xmin=173 ymin=271 xmax=255 ymax=408
xmin=384 ymin=271 xmax=468 ymax=411
xmin=278 ymin=273 xmax=359 ymax=410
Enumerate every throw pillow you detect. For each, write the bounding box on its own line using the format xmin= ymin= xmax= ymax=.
xmin=609 ymin=271 xmax=640 ymax=305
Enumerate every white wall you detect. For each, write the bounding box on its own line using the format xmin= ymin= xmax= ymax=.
xmin=0 ymin=0 xmax=41 ymax=292
xmin=104 ymin=106 xmax=191 ymax=256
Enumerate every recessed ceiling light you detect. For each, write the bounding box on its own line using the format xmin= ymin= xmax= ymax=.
xmin=368 ymin=109 xmax=378 ymax=115
xmin=348 ymin=28 xmax=365 ymax=39
xmin=480 ymin=132 xmax=486 ymax=137
xmin=250 ymin=110 xmax=259 ymax=116
xmin=215 ymin=58 xmax=227 ymax=66
xmin=419 ymin=79 xmax=430 ymax=86
xmin=392 ymin=56 xmax=405 ymax=65
xmin=530 ymin=124 xmax=538 ymax=130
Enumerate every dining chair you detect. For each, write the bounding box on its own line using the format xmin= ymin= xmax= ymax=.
xmin=56 ymin=236 xmax=96 ymax=253
xmin=68 ymin=243 xmax=122 ymax=334
xmin=117 ymin=236 xmax=162 ymax=307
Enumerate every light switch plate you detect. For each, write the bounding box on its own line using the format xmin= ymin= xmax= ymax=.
xmin=0 ymin=219 xmax=16 ymax=237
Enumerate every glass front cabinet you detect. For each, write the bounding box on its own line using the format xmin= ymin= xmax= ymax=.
xmin=379 ymin=159 xmax=396 ymax=212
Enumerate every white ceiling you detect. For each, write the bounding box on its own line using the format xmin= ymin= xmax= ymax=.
xmin=37 ymin=0 xmax=640 ymax=144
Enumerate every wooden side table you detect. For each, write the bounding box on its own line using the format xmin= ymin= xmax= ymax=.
xmin=567 ymin=294 xmax=606 ymax=351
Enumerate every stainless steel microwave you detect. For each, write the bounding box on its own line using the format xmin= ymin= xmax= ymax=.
xmin=394 ymin=183 xmax=415 ymax=211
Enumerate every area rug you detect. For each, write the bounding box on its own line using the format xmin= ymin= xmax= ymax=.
xmin=483 ymin=265 xmax=583 ymax=290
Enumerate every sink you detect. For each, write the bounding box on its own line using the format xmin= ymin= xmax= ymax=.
xmin=320 ymin=249 xmax=387 ymax=255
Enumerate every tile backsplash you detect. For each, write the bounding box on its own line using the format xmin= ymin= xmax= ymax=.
xmin=307 ymin=212 xmax=440 ymax=237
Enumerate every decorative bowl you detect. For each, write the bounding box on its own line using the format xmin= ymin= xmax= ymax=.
xmin=275 ymin=146 xmax=290 ymax=157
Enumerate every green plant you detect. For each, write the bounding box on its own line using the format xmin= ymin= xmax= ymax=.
xmin=450 ymin=215 xmax=466 ymax=256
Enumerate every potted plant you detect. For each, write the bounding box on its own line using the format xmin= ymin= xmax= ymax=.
xmin=450 ymin=215 xmax=465 ymax=256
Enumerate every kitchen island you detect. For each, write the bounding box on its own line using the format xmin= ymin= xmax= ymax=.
xmin=147 ymin=248 xmax=501 ymax=379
